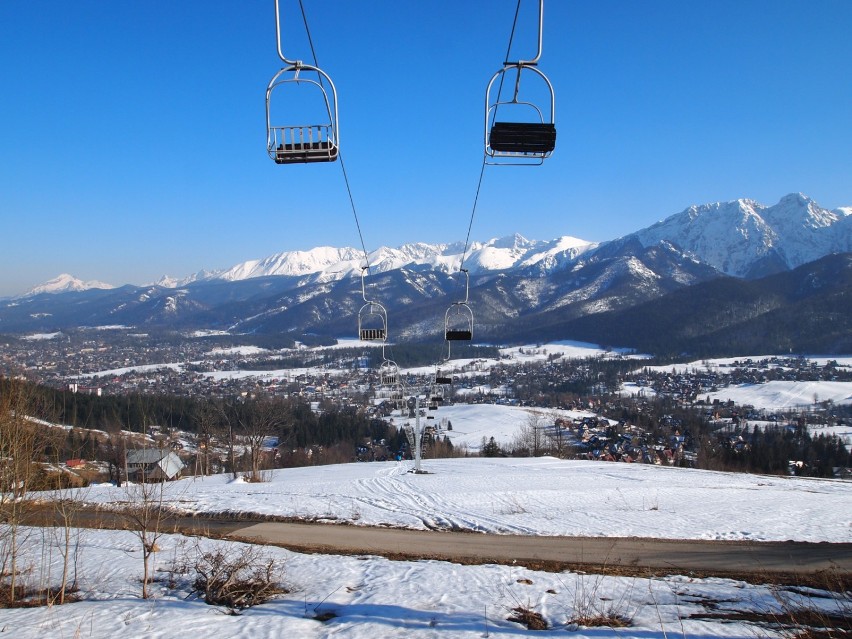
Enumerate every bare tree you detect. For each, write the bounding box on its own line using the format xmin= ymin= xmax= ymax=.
xmin=193 ymin=402 xmax=220 ymax=477
xmin=513 ymin=410 xmax=549 ymax=457
xmin=123 ymin=473 xmax=169 ymax=599
xmin=40 ymin=425 xmax=87 ymax=605
xmin=237 ymin=399 xmax=283 ymax=482
xmin=120 ymin=393 xmax=173 ymax=599
xmin=100 ymin=431 xmax=128 ymax=486
xmin=545 ymin=410 xmax=571 ymax=458
xmin=48 ymin=485 xmax=88 ymax=605
xmin=0 ymin=376 xmax=51 ymax=603
xmin=213 ymin=400 xmax=240 ymax=480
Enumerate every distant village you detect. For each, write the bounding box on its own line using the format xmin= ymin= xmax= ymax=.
xmin=1 ymin=328 xmax=849 ymax=485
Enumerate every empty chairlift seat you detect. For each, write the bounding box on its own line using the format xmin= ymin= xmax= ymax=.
xmin=359 ymin=327 xmax=386 ymax=341
xmin=273 ymin=126 xmax=339 ymax=164
xmin=488 ymin=122 xmax=556 ymax=155
xmin=266 ymin=59 xmax=341 ymax=165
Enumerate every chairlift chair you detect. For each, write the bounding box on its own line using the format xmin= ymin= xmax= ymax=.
xmin=267 ymin=0 xmax=339 ymax=164
xmin=379 ymin=358 xmax=400 ymax=386
xmin=430 ymin=382 xmax=446 ymax=404
xmin=445 ymin=304 xmax=473 ymax=341
xmin=266 ymin=66 xmax=339 ymax=164
xmin=484 ymin=0 xmax=556 ymax=165
xmin=445 ymin=269 xmax=473 ymax=341
xmin=358 ymin=301 xmax=387 ymax=341
xmin=359 ymin=267 xmax=387 ymax=341
xmin=434 ymin=342 xmax=454 ymax=385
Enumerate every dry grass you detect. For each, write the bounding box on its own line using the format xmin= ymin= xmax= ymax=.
xmin=689 ymin=571 xmax=851 ymax=639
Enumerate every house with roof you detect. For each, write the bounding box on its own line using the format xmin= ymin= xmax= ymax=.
xmin=125 ymin=448 xmax=185 ymax=481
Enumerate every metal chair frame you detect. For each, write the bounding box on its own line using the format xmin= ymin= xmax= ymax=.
xmin=266 ymin=0 xmax=340 ymax=164
xmin=484 ymin=0 xmax=556 ymax=165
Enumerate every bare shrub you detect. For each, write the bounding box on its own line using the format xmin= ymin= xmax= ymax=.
xmin=191 ymin=543 xmax=285 ymax=610
xmin=565 ymin=573 xmax=635 ymax=629
xmin=243 ymin=468 xmax=273 ymax=483
xmin=507 ymin=605 xmax=548 ymax=630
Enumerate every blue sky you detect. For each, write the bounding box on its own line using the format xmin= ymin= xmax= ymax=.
xmin=1 ymin=0 xmax=850 ymax=297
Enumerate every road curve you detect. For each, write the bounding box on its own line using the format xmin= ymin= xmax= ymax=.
xmin=228 ymin=521 xmax=852 ymax=578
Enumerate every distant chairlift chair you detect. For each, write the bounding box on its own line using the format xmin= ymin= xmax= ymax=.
xmin=359 ymin=267 xmax=387 ymax=342
xmin=445 ymin=269 xmax=473 ymax=342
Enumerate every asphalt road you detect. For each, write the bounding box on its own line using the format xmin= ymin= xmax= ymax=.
xmin=228 ymin=521 xmax=852 ymax=578
xmin=24 ymin=507 xmax=852 ymax=580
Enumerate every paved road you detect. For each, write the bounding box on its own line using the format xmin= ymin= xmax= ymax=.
xmin=24 ymin=507 xmax=852 ymax=579
xmin=228 ymin=521 xmax=852 ymax=578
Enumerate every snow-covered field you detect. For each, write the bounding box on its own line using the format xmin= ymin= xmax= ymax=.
xmin=402 ymin=403 xmax=600 ymax=452
xmin=10 ymin=458 xmax=852 ymax=638
xmin=9 ymin=527 xmax=829 ymax=639
xmin=707 ymin=380 xmax=852 ymax=412
xmin=77 ymin=458 xmax=852 ymax=543
xmin=11 ymin=344 xmax=851 ymax=637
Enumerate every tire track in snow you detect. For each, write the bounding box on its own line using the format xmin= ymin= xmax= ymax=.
xmin=350 ymin=465 xmax=543 ymax=534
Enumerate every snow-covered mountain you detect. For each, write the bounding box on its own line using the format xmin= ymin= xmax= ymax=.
xmin=148 ymin=193 xmax=849 ymax=289
xmin=17 ymin=194 xmax=851 ymax=318
xmin=158 ymin=234 xmax=598 ymax=289
xmin=24 ymin=273 xmax=114 ymax=296
xmin=633 ymin=193 xmax=852 ymax=278
xmin=4 ymin=193 xmax=851 ymax=354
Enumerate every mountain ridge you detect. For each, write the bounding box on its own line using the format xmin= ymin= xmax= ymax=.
xmin=4 ymin=193 xmax=850 ymax=357
xmin=21 ymin=193 xmax=848 ymax=298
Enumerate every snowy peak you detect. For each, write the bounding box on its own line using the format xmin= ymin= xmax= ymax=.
xmin=24 ymin=273 xmax=114 ymax=296
xmin=154 ymin=234 xmax=599 ymax=289
xmin=213 ymin=246 xmax=362 ymax=282
xmin=144 ymin=191 xmax=850 ymax=292
xmin=634 ymin=193 xmax=852 ymax=278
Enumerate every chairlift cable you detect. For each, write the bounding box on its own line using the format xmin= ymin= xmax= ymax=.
xmin=434 ymin=1 xmax=523 ymax=381
xmin=297 ymin=0 xmax=372 ymax=272
xmin=457 ymin=0 xmax=520 ymax=276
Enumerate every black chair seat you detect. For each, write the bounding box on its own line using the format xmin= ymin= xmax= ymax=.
xmin=275 ymin=142 xmax=338 ymax=164
xmin=489 ymin=122 xmax=556 ymax=154
xmin=446 ymin=330 xmax=472 ymax=341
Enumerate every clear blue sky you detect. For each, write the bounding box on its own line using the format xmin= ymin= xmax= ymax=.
xmin=1 ymin=0 xmax=850 ymax=297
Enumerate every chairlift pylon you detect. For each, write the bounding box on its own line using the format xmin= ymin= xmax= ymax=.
xmin=266 ymin=0 xmax=340 ymax=164
xmin=485 ymin=0 xmax=556 ymax=165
